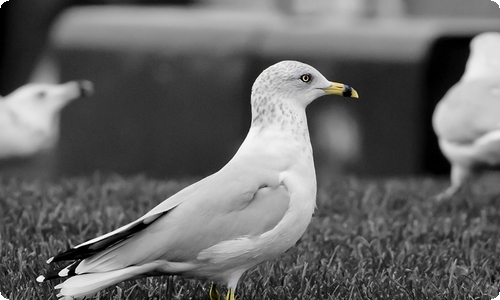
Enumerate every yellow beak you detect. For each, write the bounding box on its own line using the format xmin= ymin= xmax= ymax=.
xmin=323 ymin=82 xmax=359 ymax=98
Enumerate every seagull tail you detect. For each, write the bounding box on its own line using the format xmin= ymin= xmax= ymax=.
xmin=54 ymin=264 xmax=154 ymax=300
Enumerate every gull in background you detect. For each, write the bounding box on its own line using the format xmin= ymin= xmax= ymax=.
xmin=0 ymin=81 xmax=93 ymax=159
xmin=433 ymin=32 xmax=500 ymax=199
xmin=37 ymin=61 xmax=359 ymax=300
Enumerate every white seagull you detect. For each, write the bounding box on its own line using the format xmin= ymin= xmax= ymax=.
xmin=433 ymin=32 xmax=500 ymax=199
xmin=37 ymin=61 xmax=359 ymax=300
xmin=0 ymin=81 xmax=93 ymax=159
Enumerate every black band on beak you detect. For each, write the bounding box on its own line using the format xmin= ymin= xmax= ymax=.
xmin=77 ymin=80 xmax=94 ymax=98
xmin=343 ymin=85 xmax=353 ymax=97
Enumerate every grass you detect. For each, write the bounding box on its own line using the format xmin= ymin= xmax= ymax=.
xmin=0 ymin=173 xmax=499 ymax=300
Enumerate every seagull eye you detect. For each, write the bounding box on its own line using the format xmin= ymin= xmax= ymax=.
xmin=300 ymin=74 xmax=311 ymax=83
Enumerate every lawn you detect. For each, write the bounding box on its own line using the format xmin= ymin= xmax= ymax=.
xmin=0 ymin=174 xmax=499 ymax=300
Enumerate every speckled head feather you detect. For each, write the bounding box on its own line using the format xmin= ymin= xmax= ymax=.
xmin=250 ymin=61 xmax=333 ymax=126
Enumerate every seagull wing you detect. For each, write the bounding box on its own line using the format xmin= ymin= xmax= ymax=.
xmin=46 ymin=163 xmax=290 ymax=277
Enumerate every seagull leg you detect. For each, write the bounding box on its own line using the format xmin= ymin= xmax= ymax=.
xmin=435 ymin=164 xmax=471 ymax=201
xmin=209 ymin=283 xmax=221 ymax=300
xmin=225 ymin=288 xmax=236 ymax=300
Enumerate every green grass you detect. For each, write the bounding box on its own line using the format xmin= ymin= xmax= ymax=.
xmin=0 ymin=174 xmax=499 ymax=300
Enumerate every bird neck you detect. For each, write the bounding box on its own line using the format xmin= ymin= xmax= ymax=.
xmin=250 ymin=98 xmax=311 ymax=146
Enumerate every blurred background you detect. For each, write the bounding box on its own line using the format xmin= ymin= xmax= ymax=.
xmin=0 ymin=0 xmax=499 ymax=182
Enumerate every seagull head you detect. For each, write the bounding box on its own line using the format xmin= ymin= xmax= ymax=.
xmin=5 ymin=81 xmax=93 ymax=116
xmin=462 ymin=32 xmax=500 ymax=82
xmin=250 ymin=60 xmax=358 ymax=125
xmin=252 ymin=60 xmax=358 ymax=107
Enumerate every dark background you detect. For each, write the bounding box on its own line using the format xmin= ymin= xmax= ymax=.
xmin=0 ymin=0 xmax=499 ymax=180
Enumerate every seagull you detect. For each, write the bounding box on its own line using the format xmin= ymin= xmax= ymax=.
xmin=37 ymin=60 xmax=359 ymax=300
xmin=0 ymin=81 xmax=93 ymax=159
xmin=433 ymin=32 xmax=500 ymax=199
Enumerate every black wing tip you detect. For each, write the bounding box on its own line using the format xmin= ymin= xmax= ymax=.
xmin=37 ymin=270 xmax=61 ymax=282
xmin=49 ymin=246 xmax=98 ymax=263
xmin=38 ymin=260 xmax=82 ymax=283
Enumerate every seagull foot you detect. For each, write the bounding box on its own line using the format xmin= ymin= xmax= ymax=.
xmin=434 ymin=188 xmax=457 ymax=202
xmin=225 ymin=288 xmax=236 ymax=300
xmin=209 ymin=283 xmax=221 ymax=300
xmin=434 ymin=183 xmax=470 ymax=202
